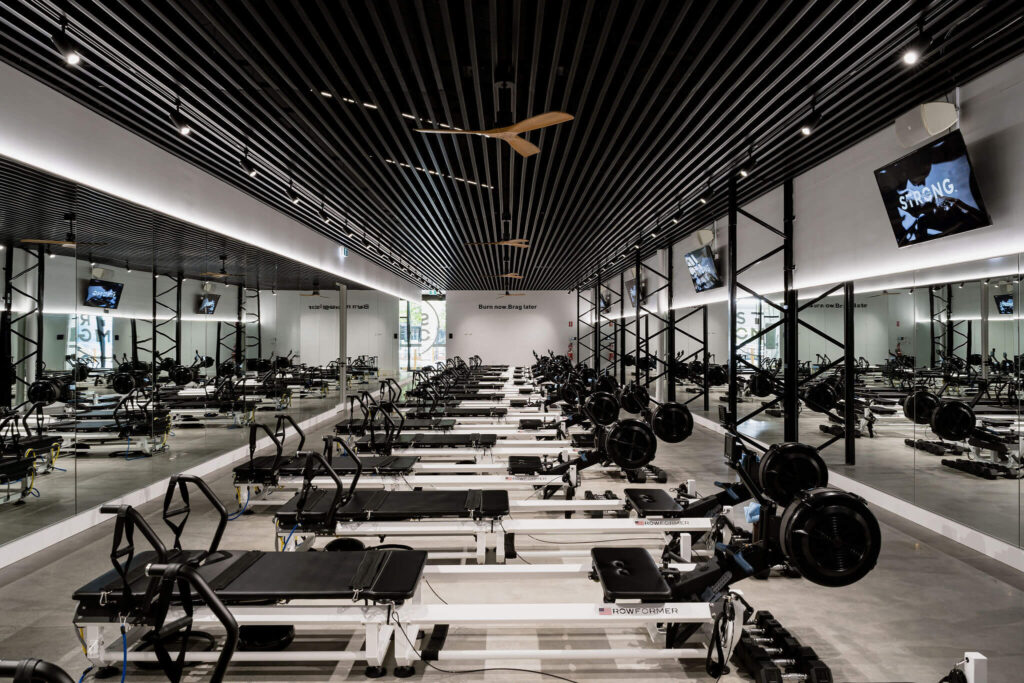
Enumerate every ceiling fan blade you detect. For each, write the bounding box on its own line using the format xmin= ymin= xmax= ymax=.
xmin=500 ymin=134 xmax=541 ymax=157
xmin=20 ymin=238 xmax=70 ymax=245
xmin=414 ymin=128 xmax=479 ymax=135
xmin=491 ymin=273 xmax=523 ymax=279
xmin=503 ymin=111 xmax=574 ymax=134
xmin=200 ymin=272 xmax=231 ymax=278
xmin=466 ymin=239 xmax=529 ymax=248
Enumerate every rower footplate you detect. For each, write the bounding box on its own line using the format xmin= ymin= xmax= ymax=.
xmin=624 ymin=488 xmax=684 ymax=517
xmin=591 ymin=547 xmax=672 ymax=601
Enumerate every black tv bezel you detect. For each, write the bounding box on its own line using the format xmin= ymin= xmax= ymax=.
xmin=82 ymin=278 xmax=125 ymax=310
xmin=196 ymin=293 xmax=221 ymax=315
xmin=684 ymin=244 xmax=723 ymax=293
xmin=625 ymin=278 xmax=648 ymax=309
xmin=873 ymin=129 xmax=992 ymax=248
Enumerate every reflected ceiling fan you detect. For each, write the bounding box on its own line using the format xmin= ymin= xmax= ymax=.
xmin=20 ymin=212 xmax=106 ymax=248
xmin=498 ymin=290 xmax=526 ymax=299
xmin=415 ymin=112 xmax=574 ymax=158
xmin=469 ymin=237 xmax=529 ymax=248
xmin=491 ymin=272 xmax=523 ymax=279
xmin=201 ymin=255 xmax=243 ymax=279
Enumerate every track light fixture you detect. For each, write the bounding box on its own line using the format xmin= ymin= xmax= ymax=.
xmin=698 ymin=176 xmax=713 ymax=204
xmin=47 ymin=246 xmax=55 ymax=259
xmin=738 ymin=143 xmax=756 ymax=178
xmin=169 ymin=97 xmax=191 ymax=136
xmin=50 ymin=15 xmax=81 ymax=66
xmin=286 ymin=179 xmax=301 ymax=204
xmin=902 ymin=22 xmax=931 ymax=66
xmin=125 ymin=261 xmax=132 ymax=273
xmin=318 ymin=199 xmax=331 ymax=224
xmin=239 ymin=141 xmax=258 ymax=177
xmin=361 ymin=233 xmax=370 ymax=247
xmin=799 ymin=97 xmax=821 ymax=137
xmin=342 ymin=217 xmax=354 ymax=238
xmin=958 ymin=282 xmax=964 ymax=289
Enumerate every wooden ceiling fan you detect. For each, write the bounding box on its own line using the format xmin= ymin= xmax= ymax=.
xmin=415 ymin=112 xmax=574 ymax=158
xmin=498 ymin=290 xmax=526 ymax=299
xmin=491 ymin=272 xmax=523 ymax=279
xmin=20 ymin=212 xmax=106 ymax=248
xmin=468 ymin=237 xmax=529 ymax=248
xmin=200 ymin=255 xmax=242 ymax=279
xmin=300 ymin=281 xmax=328 ymax=297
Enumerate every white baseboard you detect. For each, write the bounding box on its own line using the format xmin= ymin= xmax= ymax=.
xmin=690 ymin=413 xmax=1024 ymax=573
xmin=0 ymin=405 xmax=341 ymax=571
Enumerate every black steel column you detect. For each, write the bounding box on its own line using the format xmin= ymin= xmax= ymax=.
xmin=844 ymin=281 xmax=856 ymax=465
xmin=945 ymin=284 xmax=954 ymax=363
xmin=594 ymin=270 xmax=601 ymax=373
xmin=928 ymin=289 xmax=936 ymax=368
xmin=1 ymin=246 xmax=13 ymax=408
xmin=619 ymin=272 xmax=627 ymax=384
xmin=34 ymin=246 xmax=44 ymax=378
xmin=175 ymin=275 xmax=183 ymax=364
xmin=783 ymin=178 xmax=798 ymax=441
xmin=667 ymin=247 xmax=676 ymax=401
xmin=634 ymin=248 xmax=641 ymax=386
xmin=702 ymin=305 xmax=710 ymax=412
xmin=726 ymin=175 xmax=738 ymax=432
xmin=235 ymin=284 xmax=244 ymax=363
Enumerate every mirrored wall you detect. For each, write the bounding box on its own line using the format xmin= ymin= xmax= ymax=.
xmin=672 ymin=256 xmax=1024 ymax=547
xmin=0 ymin=156 xmax=400 ymax=548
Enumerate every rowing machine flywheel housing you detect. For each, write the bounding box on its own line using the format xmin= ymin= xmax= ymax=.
xmin=651 ymin=401 xmax=694 ymax=443
xmin=605 ymin=418 xmax=658 ymax=469
xmin=584 ymin=391 xmax=620 ymax=427
xmin=779 ymin=488 xmax=881 ymax=587
xmin=757 ymin=442 xmax=829 ymax=506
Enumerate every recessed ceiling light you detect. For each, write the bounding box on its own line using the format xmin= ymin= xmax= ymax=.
xmin=319 ymin=90 xmax=332 ymax=98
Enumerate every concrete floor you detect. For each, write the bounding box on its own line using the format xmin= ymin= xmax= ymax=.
xmin=0 ymin=389 xmax=345 ymax=545
xmin=0 ymin=419 xmax=1020 ymax=682
xmin=689 ymin=383 xmax=1024 ymax=547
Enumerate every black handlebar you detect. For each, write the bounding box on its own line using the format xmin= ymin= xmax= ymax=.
xmin=0 ymin=659 xmax=74 ymax=683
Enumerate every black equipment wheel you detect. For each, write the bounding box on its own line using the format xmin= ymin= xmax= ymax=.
xmin=27 ymin=379 xmax=61 ymax=405
xmin=199 ymin=355 xmax=216 ymax=369
xmin=158 ymin=357 xmax=177 ymax=373
xmin=585 ymin=391 xmax=620 ymax=427
xmin=757 ymin=442 xmax=828 ymax=505
xmin=170 ymin=365 xmax=194 ymax=386
xmin=595 ymin=374 xmax=619 ymax=393
xmin=706 ymin=365 xmax=728 ymax=386
xmin=618 ymin=384 xmax=649 ymax=414
xmin=902 ymin=389 xmax=940 ymax=425
xmin=256 ymin=358 xmax=273 ymax=372
xmin=930 ymin=400 xmax=975 ymax=441
xmin=651 ymin=402 xmax=693 ymax=443
xmin=779 ymin=488 xmax=881 ymax=587
xmin=73 ymin=363 xmax=91 ymax=382
xmin=217 ymin=360 xmax=237 ymax=377
xmin=605 ymin=418 xmax=657 ymax=469
xmin=802 ymin=382 xmax=839 ymax=413
xmin=622 ymin=354 xmax=636 ymax=367
xmin=559 ymin=381 xmax=585 ymax=405
xmin=111 ymin=372 xmax=136 ymax=395
xmin=748 ymin=371 xmax=775 ymax=398
xmin=274 ymin=356 xmax=291 ymax=369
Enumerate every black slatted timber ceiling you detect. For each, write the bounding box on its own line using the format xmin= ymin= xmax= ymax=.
xmin=1 ymin=1 xmax=1023 ymax=291
xmin=0 ymin=155 xmax=364 ymax=292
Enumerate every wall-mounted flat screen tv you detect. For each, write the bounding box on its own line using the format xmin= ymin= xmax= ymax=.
xmin=625 ymin=278 xmax=647 ymax=309
xmin=994 ymin=293 xmax=1014 ymax=315
xmin=598 ymin=288 xmax=611 ymax=313
xmin=83 ymin=279 xmax=124 ymax=310
xmin=196 ymin=293 xmax=221 ymax=315
xmin=684 ymin=244 xmax=723 ymax=293
xmin=874 ymin=129 xmax=991 ymax=247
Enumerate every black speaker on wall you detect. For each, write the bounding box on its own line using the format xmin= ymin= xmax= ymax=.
xmin=449 ymin=333 xmax=453 ymax=339
xmin=393 ymin=333 xmax=398 ymax=339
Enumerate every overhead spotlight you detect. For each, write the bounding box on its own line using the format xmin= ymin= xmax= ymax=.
xmin=738 ymin=147 xmax=756 ymax=178
xmin=126 ymin=261 xmax=132 ymax=273
xmin=286 ymin=180 xmax=301 ymax=204
xmin=169 ymin=98 xmax=192 ymax=136
xmin=650 ymin=230 xmax=658 ymax=239
xmin=47 ymin=246 xmax=55 ymax=259
xmin=698 ymin=177 xmax=713 ymax=204
xmin=50 ymin=16 xmax=81 ymax=66
xmin=984 ymin=278 xmax=990 ymax=285
xmin=0 ymin=245 xmax=5 ymax=251
xmin=272 ymin=289 xmax=277 ymax=296
xmin=318 ymin=200 xmax=331 ymax=223
xmin=239 ymin=145 xmax=258 ymax=177
xmin=902 ymin=25 xmax=931 ymax=66
xmin=342 ymin=218 xmax=354 ymax=238
xmin=90 ymin=260 xmax=96 ymax=267
xmin=799 ymin=104 xmax=821 ymax=137
xmin=361 ymin=234 xmax=370 ymax=247
xmin=319 ymin=90 xmax=333 ymax=98
xmin=958 ymin=282 xmax=964 ymax=289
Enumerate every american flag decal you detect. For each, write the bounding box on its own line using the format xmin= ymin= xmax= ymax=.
xmin=634 ymin=520 xmax=645 ymax=526
xmin=598 ymin=607 xmax=613 ymax=615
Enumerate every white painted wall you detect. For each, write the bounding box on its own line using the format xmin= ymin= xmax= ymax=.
xmin=447 ymin=290 xmax=576 ymax=366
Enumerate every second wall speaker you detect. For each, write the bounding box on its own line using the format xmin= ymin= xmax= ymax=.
xmin=893 ymin=102 xmax=957 ymax=148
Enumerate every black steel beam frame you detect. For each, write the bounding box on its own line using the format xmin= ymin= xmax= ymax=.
xmin=244 ymin=286 xmax=263 ymax=363
xmin=152 ymin=272 xmax=183 ymax=368
xmin=2 ymin=246 xmax=43 ymax=407
xmin=725 ymin=177 xmax=854 ymax=460
xmin=575 ymin=283 xmax=597 ymax=370
xmin=596 ymin=272 xmax=621 ymax=381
